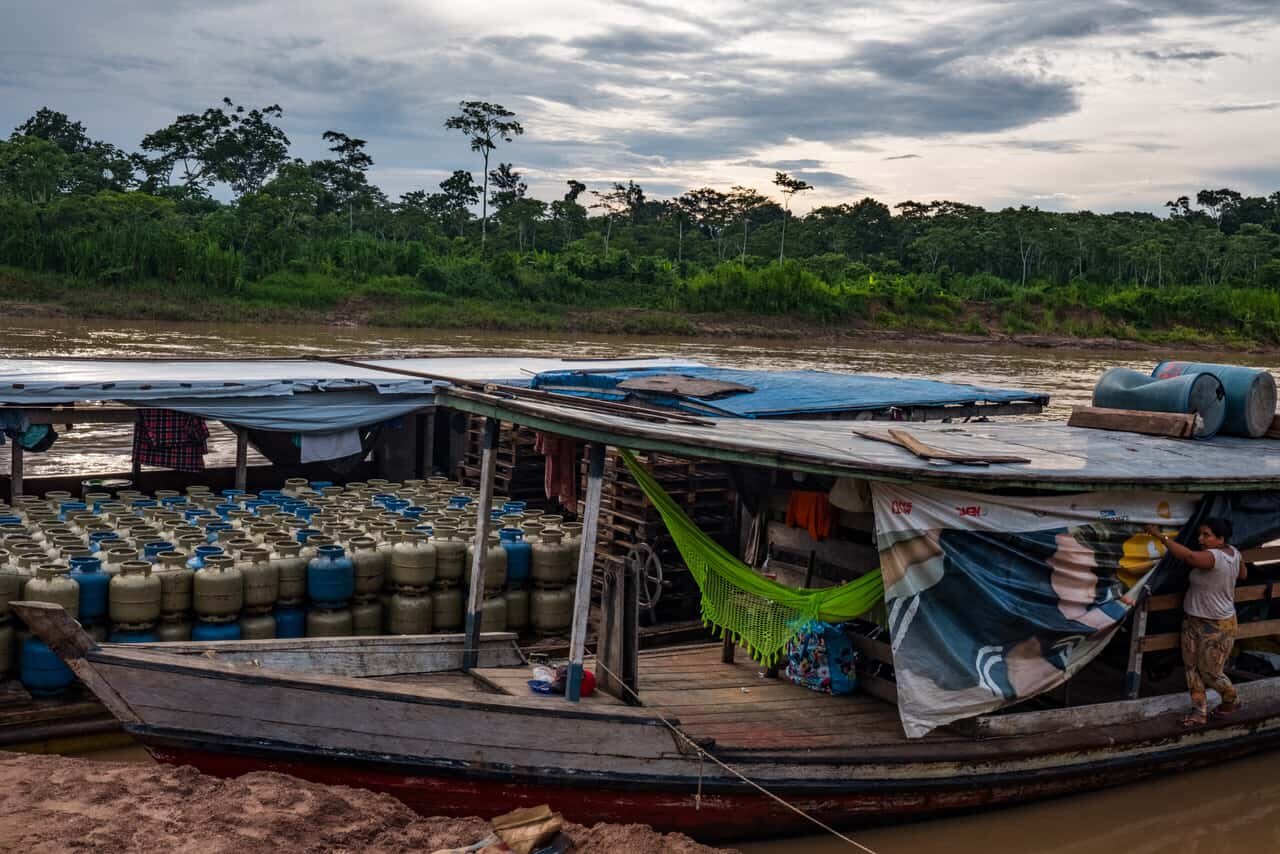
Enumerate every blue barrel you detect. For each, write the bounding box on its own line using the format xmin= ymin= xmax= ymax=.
xmin=500 ymin=528 xmax=532 ymax=584
xmin=69 ymin=557 xmax=110 ymax=624
xmin=109 ymin=627 xmax=159 ymax=643
xmin=1153 ymin=361 xmax=1277 ymax=438
xmin=274 ymin=604 xmax=306 ymax=638
xmin=192 ymin=620 xmax=242 ymax=641
xmin=1092 ymin=367 xmax=1226 ymax=439
xmin=19 ymin=638 xmax=74 ymax=695
xmin=307 ymin=544 xmax=354 ymax=608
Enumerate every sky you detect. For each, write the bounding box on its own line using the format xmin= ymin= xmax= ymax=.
xmin=2 ymin=0 xmax=1279 ymax=214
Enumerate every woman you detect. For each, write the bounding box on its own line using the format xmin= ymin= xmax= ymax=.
xmin=1146 ymin=518 xmax=1246 ymax=728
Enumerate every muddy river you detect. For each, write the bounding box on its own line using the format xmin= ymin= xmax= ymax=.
xmin=6 ymin=316 xmax=1280 ymax=851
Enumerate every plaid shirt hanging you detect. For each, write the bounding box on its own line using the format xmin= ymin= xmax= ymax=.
xmin=132 ymin=409 xmax=210 ymax=472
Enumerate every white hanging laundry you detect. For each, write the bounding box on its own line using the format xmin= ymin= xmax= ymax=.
xmin=300 ymin=429 xmax=363 ymax=463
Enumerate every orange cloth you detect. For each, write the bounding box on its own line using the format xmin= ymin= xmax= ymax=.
xmin=786 ymin=490 xmax=833 ymax=541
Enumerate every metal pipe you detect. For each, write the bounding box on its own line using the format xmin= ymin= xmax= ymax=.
xmin=566 ymin=442 xmax=606 ymax=702
xmin=463 ymin=417 xmax=498 ymax=670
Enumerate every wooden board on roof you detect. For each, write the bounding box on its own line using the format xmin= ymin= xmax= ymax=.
xmin=437 ymin=386 xmax=1280 ymax=493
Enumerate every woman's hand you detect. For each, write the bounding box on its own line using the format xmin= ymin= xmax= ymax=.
xmin=1144 ymin=524 xmax=1163 ymax=538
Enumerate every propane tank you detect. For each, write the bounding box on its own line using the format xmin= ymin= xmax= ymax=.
xmin=154 ymin=551 xmax=194 ymax=614
xmin=271 ymin=541 xmax=308 ymax=601
xmin=505 ymin=586 xmax=530 ymax=631
xmin=480 ymin=594 xmax=508 ymax=633
xmin=238 ymin=546 xmax=279 ymax=610
xmin=432 ymin=525 xmax=467 ymax=584
xmin=531 ymin=529 xmax=574 ymax=586
xmin=109 ymin=560 xmax=163 ymax=626
xmin=389 ymin=589 xmax=433 ymax=635
xmin=238 ymin=609 xmax=277 ymax=640
xmin=306 ymin=607 xmax=353 ymax=638
xmin=157 ymin=614 xmax=193 ymax=642
xmin=389 ymin=531 xmax=435 ymax=589
xmin=431 ymin=583 xmax=463 ymax=631
xmin=193 ymin=555 xmax=243 ymax=619
xmin=531 ymin=586 xmax=573 ymax=635
xmin=24 ymin=565 xmax=79 ymax=619
xmin=350 ymin=536 xmax=387 ymax=596
xmin=351 ymin=597 xmax=382 ymax=636
xmin=467 ymin=533 xmax=507 ymax=593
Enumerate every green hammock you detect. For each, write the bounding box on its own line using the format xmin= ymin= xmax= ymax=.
xmin=619 ymin=449 xmax=885 ymax=665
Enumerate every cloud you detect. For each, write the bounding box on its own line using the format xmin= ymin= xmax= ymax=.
xmin=884 ymin=154 xmax=921 ymax=160
xmin=1205 ymin=100 xmax=1280 ymax=113
xmin=734 ymin=159 xmax=826 ymax=170
xmin=1136 ymin=48 xmax=1228 ymax=61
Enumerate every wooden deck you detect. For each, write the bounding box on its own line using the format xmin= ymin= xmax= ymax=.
xmin=476 ymin=643 xmax=938 ymax=750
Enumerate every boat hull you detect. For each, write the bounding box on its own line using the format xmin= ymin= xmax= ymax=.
xmin=136 ymin=724 xmax=1280 ymax=842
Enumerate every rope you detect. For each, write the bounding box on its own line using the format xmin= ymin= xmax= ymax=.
xmin=590 ymin=654 xmax=881 ymax=854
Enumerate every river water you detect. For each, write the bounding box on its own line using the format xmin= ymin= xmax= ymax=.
xmin=7 ymin=316 xmax=1280 ymax=851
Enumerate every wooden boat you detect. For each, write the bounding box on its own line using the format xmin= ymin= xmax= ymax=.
xmin=16 ymin=599 xmax=1280 ymax=843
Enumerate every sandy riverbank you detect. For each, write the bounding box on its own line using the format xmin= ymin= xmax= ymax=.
xmin=0 ymin=752 xmax=732 ymax=853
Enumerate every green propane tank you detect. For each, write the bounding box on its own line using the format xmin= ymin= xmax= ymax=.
xmin=531 ymin=529 xmax=574 ymax=586
xmin=389 ymin=532 xmax=435 ymax=588
xmin=193 ymin=555 xmax=243 ymax=619
xmin=480 ymin=594 xmax=508 ymax=633
xmin=109 ymin=561 xmax=162 ymax=625
xmin=531 ymin=586 xmax=572 ymax=635
xmin=25 ymin=565 xmax=79 ymax=619
xmin=351 ymin=598 xmax=382 ymax=636
xmin=271 ymin=541 xmax=308 ymax=601
xmin=154 ymin=551 xmax=194 ymax=614
xmin=0 ymin=568 xmax=24 ymax=621
xmin=389 ymin=589 xmax=433 ymax=635
xmin=238 ymin=546 xmax=279 ymax=610
xmin=505 ymin=587 xmax=530 ymax=631
xmin=238 ymin=609 xmax=277 ymax=640
xmin=157 ymin=614 xmax=193 ymax=642
xmin=467 ymin=533 xmax=507 ymax=593
xmin=306 ymin=607 xmax=353 ymax=638
xmin=431 ymin=584 xmax=463 ymax=631
xmin=350 ymin=536 xmax=387 ymax=596
xmin=432 ymin=526 xmax=467 ymax=584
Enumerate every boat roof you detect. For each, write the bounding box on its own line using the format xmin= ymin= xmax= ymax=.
xmin=0 ymin=356 xmax=696 ymax=404
xmin=529 ymin=366 xmax=1047 ymax=418
xmin=438 ymin=386 xmax=1280 ymax=492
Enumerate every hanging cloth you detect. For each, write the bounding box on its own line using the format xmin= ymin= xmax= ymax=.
xmin=299 ymin=429 xmax=363 ymax=463
xmin=786 ymin=490 xmax=833 ymax=541
xmin=133 ymin=409 xmax=209 ymax=472
xmin=535 ymin=432 xmax=578 ymax=508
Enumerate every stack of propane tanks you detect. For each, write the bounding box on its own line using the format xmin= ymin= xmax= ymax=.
xmin=0 ymin=477 xmax=585 ymax=695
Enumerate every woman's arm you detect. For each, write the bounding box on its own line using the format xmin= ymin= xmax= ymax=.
xmin=1144 ymin=526 xmax=1215 ymax=570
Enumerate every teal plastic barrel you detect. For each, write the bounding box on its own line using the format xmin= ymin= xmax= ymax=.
xmin=1152 ymin=361 xmax=1276 ymax=438
xmin=1092 ymin=367 xmax=1226 ymax=439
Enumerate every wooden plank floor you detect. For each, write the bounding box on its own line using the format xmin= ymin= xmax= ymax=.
xmin=473 ymin=643 xmax=931 ymax=750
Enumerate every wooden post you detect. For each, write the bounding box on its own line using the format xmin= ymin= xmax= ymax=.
xmin=130 ymin=414 xmax=142 ymax=482
xmin=721 ymin=633 xmax=736 ymax=664
xmin=567 ymin=442 xmax=605 ymax=702
xmin=422 ymin=408 xmax=436 ymax=477
xmin=1124 ymin=589 xmax=1151 ymax=700
xmin=463 ymin=417 xmax=498 ymax=670
xmin=10 ymin=441 xmax=22 ymax=501
xmin=597 ymin=553 xmax=641 ymax=704
xmin=234 ymin=427 xmax=248 ymax=492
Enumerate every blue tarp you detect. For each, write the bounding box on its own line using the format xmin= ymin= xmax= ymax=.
xmin=530 ymin=366 xmax=1048 ymax=418
xmin=145 ymin=390 xmax=438 ymax=434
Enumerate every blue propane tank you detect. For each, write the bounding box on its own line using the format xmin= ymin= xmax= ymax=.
xmin=500 ymin=528 xmax=532 ymax=584
xmin=307 ymin=544 xmax=354 ymax=608
xmin=274 ymin=604 xmax=306 ymax=638
xmin=1152 ymin=361 xmax=1277 ymax=438
xmin=192 ymin=619 xmax=242 ymax=641
xmin=19 ymin=638 xmax=74 ymax=696
xmin=69 ymin=556 xmax=110 ymax=624
xmin=109 ymin=626 xmax=160 ymax=643
xmin=1092 ymin=367 xmax=1226 ymax=439
xmin=186 ymin=545 xmax=224 ymax=571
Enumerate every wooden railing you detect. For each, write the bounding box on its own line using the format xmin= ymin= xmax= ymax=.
xmin=1124 ymin=545 xmax=1280 ymax=698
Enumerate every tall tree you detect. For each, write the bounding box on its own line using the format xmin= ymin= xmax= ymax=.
xmin=444 ymin=101 xmax=523 ymax=251
xmin=772 ymin=171 xmax=814 ymax=261
xmin=438 ymin=169 xmax=480 ymax=237
xmin=681 ymin=187 xmax=732 ymax=259
xmin=728 ymin=185 xmax=770 ymax=262
xmin=139 ymin=98 xmax=289 ymax=196
xmin=590 ymin=183 xmax=630 ymax=255
xmin=314 ymin=130 xmax=375 ymax=232
xmin=550 ymin=180 xmax=588 ymax=247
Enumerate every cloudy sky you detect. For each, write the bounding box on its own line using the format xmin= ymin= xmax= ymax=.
xmin=2 ymin=0 xmax=1278 ymax=213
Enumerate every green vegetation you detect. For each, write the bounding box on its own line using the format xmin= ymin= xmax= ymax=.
xmin=2 ymin=103 xmax=1280 ymax=347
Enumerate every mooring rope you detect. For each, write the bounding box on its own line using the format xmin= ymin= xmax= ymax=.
xmin=589 ymin=654 xmax=882 ymax=854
